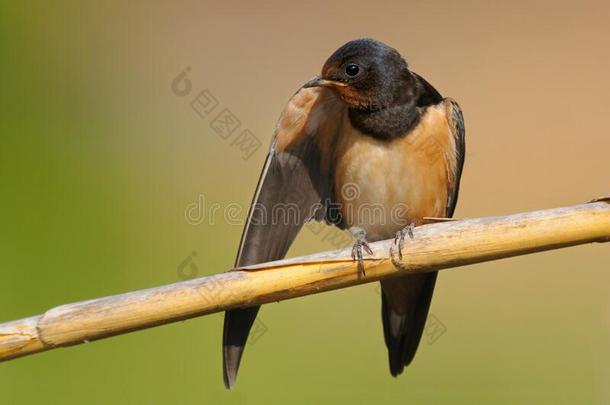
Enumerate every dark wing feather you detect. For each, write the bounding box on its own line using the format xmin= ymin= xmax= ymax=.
xmin=412 ymin=71 xmax=443 ymax=107
xmin=382 ymin=272 xmax=438 ymax=375
xmin=223 ymin=87 xmax=343 ymax=389
xmin=445 ymin=99 xmax=466 ymax=217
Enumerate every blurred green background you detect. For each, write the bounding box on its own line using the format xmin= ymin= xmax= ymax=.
xmin=1 ymin=1 xmax=609 ymax=404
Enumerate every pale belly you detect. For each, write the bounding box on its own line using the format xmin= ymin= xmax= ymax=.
xmin=333 ymin=106 xmax=454 ymax=241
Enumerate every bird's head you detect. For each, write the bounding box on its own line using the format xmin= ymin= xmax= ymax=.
xmin=304 ymin=38 xmax=416 ymax=111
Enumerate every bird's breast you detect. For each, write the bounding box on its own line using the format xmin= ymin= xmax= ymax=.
xmin=333 ymin=103 xmax=457 ymax=241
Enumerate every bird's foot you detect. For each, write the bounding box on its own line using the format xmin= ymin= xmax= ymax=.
xmin=394 ymin=223 xmax=415 ymax=260
xmin=349 ymin=227 xmax=373 ymax=276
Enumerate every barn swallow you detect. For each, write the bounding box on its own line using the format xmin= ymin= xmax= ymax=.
xmin=222 ymin=38 xmax=465 ymax=389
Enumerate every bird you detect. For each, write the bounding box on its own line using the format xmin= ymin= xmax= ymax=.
xmin=222 ymin=38 xmax=465 ymax=389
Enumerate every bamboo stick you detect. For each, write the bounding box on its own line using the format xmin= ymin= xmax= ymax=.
xmin=0 ymin=199 xmax=608 ymax=362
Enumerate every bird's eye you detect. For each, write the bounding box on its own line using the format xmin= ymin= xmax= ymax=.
xmin=345 ymin=64 xmax=360 ymax=77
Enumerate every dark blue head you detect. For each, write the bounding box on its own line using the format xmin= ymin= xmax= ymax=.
xmin=304 ymin=39 xmax=416 ymax=110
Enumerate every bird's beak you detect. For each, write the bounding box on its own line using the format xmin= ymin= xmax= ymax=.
xmin=303 ymin=76 xmax=347 ymax=88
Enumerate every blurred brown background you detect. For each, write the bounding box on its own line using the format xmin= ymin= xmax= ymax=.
xmin=1 ymin=1 xmax=608 ymax=404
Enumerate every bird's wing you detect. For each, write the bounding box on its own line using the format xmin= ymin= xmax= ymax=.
xmin=412 ymin=71 xmax=443 ymax=108
xmin=444 ymin=99 xmax=466 ymax=217
xmin=223 ymin=86 xmax=345 ymax=389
